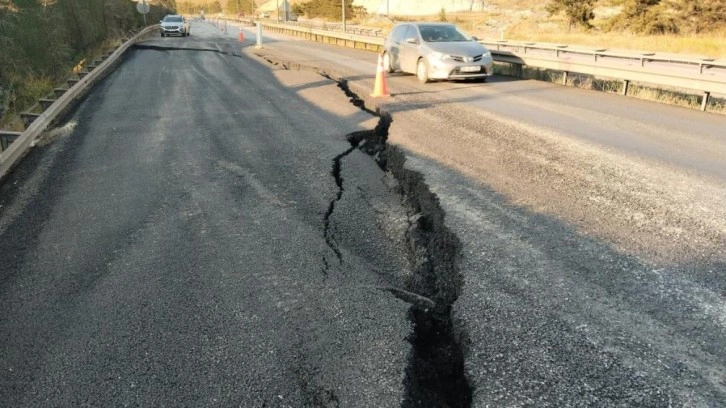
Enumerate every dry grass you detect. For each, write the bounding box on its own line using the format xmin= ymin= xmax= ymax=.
xmin=357 ymin=1 xmax=726 ymax=59
xmin=503 ymin=23 xmax=726 ymax=59
xmin=0 ymin=76 xmax=55 ymax=128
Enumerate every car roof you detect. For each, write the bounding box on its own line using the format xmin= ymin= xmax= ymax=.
xmin=395 ymin=22 xmax=455 ymax=27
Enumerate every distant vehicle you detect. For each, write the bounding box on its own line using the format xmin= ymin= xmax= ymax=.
xmin=260 ymin=12 xmax=270 ymax=18
xmin=287 ymin=13 xmax=298 ymax=22
xmin=160 ymin=14 xmax=190 ymax=37
xmin=382 ymin=22 xmax=493 ymax=83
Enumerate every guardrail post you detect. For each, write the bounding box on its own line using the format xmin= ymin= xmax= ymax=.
xmin=256 ymin=22 xmax=263 ymax=48
xmin=513 ymin=63 xmax=523 ymax=78
xmin=0 ymin=131 xmax=21 ymax=152
xmin=701 ymin=92 xmax=710 ymax=111
xmin=562 ymin=71 xmax=568 ymax=85
xmin=622 ymin=80 xmax=630 ymax=96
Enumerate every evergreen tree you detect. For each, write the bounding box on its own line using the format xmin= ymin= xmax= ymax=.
xmin=300 ymin=0 xmax=353 ymax=21
xmin=545 ymin=0 xmax=596 ymax=30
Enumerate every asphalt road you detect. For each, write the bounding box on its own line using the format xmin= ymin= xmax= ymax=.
xmin=0 ymin=24 xmax=419 ymax=407
xmin=243 ymin=22 xmax=726 ymax=406
xmin=1 ymin=20 xmax=725 ymax=407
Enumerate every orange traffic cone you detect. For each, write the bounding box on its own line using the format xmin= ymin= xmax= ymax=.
xmin=370 ymin=53 xmax=390 ymax=98
xmin=239 ymin=30 xmax=245 ymax=42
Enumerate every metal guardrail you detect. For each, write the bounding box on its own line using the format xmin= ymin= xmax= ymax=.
xmin=483 ymin=40 xmax=726 ymax=110
xmin=258 ymin=21 xmax=726 ymax=111
xmin=253 ymin=17 xmax=386 ymax=37
xmin=261 ymin=21 xmax=384 ymax=52
xmin=0 ymin=26 xmax=158 ymax=181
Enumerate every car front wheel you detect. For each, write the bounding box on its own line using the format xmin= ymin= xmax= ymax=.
xmin=417 ymin=58 xmax=430 ymax=84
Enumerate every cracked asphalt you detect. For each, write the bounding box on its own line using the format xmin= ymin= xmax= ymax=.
xmin=247 ymin=23 xmax=726 ymax=407
xmin=0 ymin=24 xmax=419 ymax=407
xmin=1 ymin=20 xmax=726 ymax=407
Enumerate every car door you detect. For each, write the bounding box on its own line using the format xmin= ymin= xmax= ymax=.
xmin=398 ymin=25 xmax=421 ymax=74
xmin=387 ymin=25 xmax=409 ymax=70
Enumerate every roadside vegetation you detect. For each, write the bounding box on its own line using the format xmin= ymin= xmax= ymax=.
xmin=0 ymin=0 xmax=174 ymax=128
xmin=3 ymin=0 xmax=725 ymax=127
xmin=169 ymin=0 xmax=726 ymax=58
xmin=359 ymin=0 xmax=726 ymax=58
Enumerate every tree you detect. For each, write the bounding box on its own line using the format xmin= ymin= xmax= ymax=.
xmin=619 ymin=0 xmax=660 ymax=29
xmin=622 ymin=0 xmax=661 ymax=18
xmin=665 ymin=0 xmax=726 ymax=34
xmin=545 ymin=0 xmax=595 ymax=30
xmin=224 ymin=0 xmax=255 ymax=15
xmin=300 ymin=0 xmax=353 ymax=21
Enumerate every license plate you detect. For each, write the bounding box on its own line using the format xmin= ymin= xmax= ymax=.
xmin=460 ymin=66 xmax=480 ymax=73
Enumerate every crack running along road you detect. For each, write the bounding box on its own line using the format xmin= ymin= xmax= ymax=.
xmin=252 ymin=33 xmax=726 ymax=406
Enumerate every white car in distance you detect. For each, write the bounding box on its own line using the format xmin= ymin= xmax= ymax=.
xmin=160 ymin=15 xmax=190 ymax=37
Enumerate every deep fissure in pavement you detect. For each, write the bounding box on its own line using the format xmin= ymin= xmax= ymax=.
xmin=332 ymin=78 xmax=472 ymax=407
xmin=323 ymin=143 xmax=357 ymax=265
xmin=257 ymin=54 xmax=472 ymax=406
xmin=321 ymin=127 xmax=380 ymax=272
xmin=384 ymin=146 xmax=472 ymax=408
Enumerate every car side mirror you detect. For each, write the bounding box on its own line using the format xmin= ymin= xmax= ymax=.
xmin=405 ymin=37 xmax=418 ymax=44
xmin=159 ymin=20 xmax=163 ymax=23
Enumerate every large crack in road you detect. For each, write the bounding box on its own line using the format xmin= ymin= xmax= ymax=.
xmin=268 ymin=56 xmax=474 ymax=406
xmin=131 ymin=43 xmax=474 ymax=406
xmin=322 ymin=140 xmax=359 ymax=270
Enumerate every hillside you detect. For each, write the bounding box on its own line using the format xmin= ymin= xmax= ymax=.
xmin=256 ymin=0 xmax=530 ymax=16
xmin=352 ymin=0 xmax=493 ymax=15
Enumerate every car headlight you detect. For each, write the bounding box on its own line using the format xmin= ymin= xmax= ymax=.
xmin=430 ymin=52 xmax=452 ymax=61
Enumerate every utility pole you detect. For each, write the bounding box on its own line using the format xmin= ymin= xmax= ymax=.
xmin=342 ymin=0 xmax=346 ymax=32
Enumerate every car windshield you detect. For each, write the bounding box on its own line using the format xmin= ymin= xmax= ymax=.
xmin=418 ymin=25 xmax=471 ymax=42
xmin=164 ymin=16 xmax=183 ymax=22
